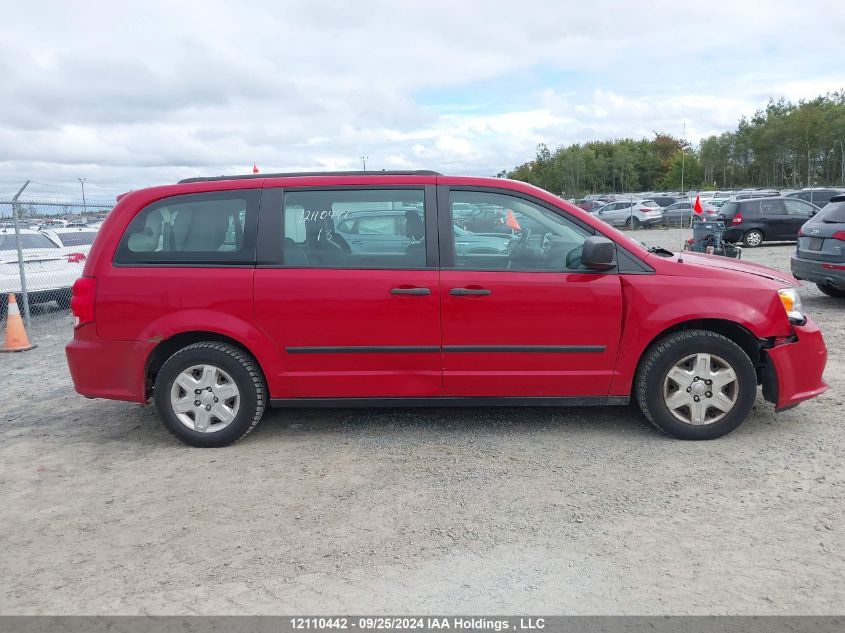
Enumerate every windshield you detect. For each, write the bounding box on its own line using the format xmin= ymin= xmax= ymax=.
xmin=55 ymin=231 xmax=98 ymax=246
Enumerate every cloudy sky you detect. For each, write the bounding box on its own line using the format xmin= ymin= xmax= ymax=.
xmin=1 ymin=0 xmax=844 ymax=198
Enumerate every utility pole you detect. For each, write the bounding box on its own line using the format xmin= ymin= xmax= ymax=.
xmin=360 ymin=156 xmax=368 ymax=171
xmin=11 ymin=180 xmax=32 ymax=327
xmin=680 ymin=122 xmax=686 ymax=197
xmin=78 ymin=177 xmax=87 ymax=217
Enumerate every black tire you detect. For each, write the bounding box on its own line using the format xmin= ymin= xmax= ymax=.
xmin=153 ymin=342 xmax=266 ymax=447
xmin=742 ymin=229 xmax=764 ymax=247
xmin=55 ymin=290 xmax=72 ymax=310
xmin=634 ymin=330 xmax=757 ymax=440
xmin=625 ymin=216 xmax=641 ymax=230
xmin=816 ymin=283 xmax=845 ymax=298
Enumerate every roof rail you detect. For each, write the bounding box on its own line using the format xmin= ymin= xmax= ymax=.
xmin=177 ymin=170 xmax=443 ymax=184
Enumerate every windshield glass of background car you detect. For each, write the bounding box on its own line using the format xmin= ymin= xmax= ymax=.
xmin=56 ymin=232 xmax=98 ymax=246
xmin=0 ymin=233 xmax=60 ymax=250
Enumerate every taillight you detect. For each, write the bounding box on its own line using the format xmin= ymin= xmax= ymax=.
xmin=64 ymin=252 xmax=86 ymax=264
xmin=798 ymin=227 xmax=805 ymax=236
xmin=731 ymin=213 xmax=743 ymax=225
xmin=832 ymin=231 xmax=845 ymax=241
xmin=70 ymin=277 xmax=96 ymax=328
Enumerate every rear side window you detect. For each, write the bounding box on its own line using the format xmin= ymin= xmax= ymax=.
xmin=115 ymin=190 xmax=259 ymax=264
xmin=810 ymin=201 xmax=845 ymax=224
xmin=759 ymin=199 xmax=785 ymax=215
xmin=738 ymin=201 xmax=761 ymax=216
xmin=281 ymin=189 xmax=427 ymax=268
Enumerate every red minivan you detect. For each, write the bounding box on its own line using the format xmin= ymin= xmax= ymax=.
xmin=66 ymin=171 xmax=828 ymax=447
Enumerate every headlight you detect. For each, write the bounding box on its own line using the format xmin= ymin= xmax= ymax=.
xmin=778 ymin=288 xmax=805 ymax=324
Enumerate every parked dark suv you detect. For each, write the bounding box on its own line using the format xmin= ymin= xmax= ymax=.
xmin=785 ymin=188 xmax=845 ymax=209
xmin=791 ymin=194 xmax=845 ymax=298
xmin=718 ymin=197 xmax=820 ymax=247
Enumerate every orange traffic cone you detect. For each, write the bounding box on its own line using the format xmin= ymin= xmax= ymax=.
xmin=1 ymin=294 xmax=36 ymax=353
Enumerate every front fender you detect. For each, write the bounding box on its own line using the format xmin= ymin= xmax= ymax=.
xmin=609 ymin=276 xmax=791 ymax=396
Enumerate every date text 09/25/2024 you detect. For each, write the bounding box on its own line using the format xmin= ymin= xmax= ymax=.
xmin=290 ymin=617 xmax=546 ymax=631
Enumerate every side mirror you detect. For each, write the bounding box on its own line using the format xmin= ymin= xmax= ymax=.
xmin=582 ymin=235 xmax=616 ymax=271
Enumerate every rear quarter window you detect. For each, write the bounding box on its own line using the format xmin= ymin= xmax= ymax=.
xmin=114 ymin=190 xmax=259 ymax=265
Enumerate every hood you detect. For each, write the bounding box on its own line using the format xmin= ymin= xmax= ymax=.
xmin=672 ymin=252 xmax=798 ymax=285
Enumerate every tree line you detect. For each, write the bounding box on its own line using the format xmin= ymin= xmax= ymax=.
xmin=502 ymin=92 xmax=845 ymax=196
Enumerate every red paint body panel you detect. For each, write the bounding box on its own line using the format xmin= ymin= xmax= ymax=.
xmin=65 ymin=173 xmax=828 ymax=417
xmin=254 ymin=269 xmax=441 ymax=397
xmin=440 ymin=270 xmax=622 ymax=396
xmin=766 ymin=318 xmax=828 ymax=409
xmin=66 ymin=323 xmax=152 ymax=402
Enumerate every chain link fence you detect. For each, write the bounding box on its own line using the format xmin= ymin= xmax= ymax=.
xmin=0 ymin=180 xmax=120 ymax=324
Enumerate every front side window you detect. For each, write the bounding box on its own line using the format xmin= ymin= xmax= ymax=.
xmin=282 ymin=189 xmax=426 ymax=268
xmin=784 ymin=199 xmax=815 ymax=217
xmin=447 ymin=191 xmax=592 ymax=271
xmin=115 ymin=191 xmax=257 ymax=264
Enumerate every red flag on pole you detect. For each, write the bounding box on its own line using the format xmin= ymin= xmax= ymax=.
xmin=693 ymin=195 xmax=703 ymax=215
xmin=252 ymin=163 xmax=259 ymax=174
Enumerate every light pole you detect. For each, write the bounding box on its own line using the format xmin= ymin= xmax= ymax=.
xmin=360 ymin=155 xmax=368 ymax=171
xmin=78 ymin=177 xmax=87 ymax=217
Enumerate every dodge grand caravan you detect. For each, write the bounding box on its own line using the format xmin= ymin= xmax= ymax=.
xmin=66 ymin=171 xmax=828 ymax=447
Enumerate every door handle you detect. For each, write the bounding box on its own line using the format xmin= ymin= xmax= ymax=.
xmin=390 ymin=287 xmax=431 ymax=295
xmin=450 ymin=288 xmax=492 ymax=296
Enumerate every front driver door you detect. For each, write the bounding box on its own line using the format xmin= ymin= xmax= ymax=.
xmin=438 ymin=187 xmax=623 ymax=398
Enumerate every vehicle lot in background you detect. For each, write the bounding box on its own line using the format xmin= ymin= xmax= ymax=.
xmin=1 ymin=227 xmax=840 ymax=614
xmin=791 ymin=195 xmax=845 ymax=297
xmin=718 ymin=197 xmax=820 ymax=246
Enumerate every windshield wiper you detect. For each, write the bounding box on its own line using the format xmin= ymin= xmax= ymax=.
xmin=647 ymin=245 xmax=675 ymax=257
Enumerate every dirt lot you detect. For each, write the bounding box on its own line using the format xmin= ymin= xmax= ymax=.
xmin=1 ymin=228 xmax=843 ymax=615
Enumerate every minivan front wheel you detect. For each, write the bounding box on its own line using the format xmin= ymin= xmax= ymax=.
xmin=635 ymin=330 xmax=757 ymax=440
xmin=742 ymin=229 xmax=764 ymax=247
xmin=154 ymin=342 xmax=266 ymax=447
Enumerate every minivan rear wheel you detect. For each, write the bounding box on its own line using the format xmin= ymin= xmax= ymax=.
xmin=742 ymin=229 xmax=764 ymax=247
xmin=154 ymin=342 xmax=266 ymax=447
xmin=635 ymin=330 xmax=756 ymax=440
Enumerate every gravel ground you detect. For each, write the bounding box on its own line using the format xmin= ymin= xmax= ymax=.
xmin=1 ymin=228 xmax=843 ymax=615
